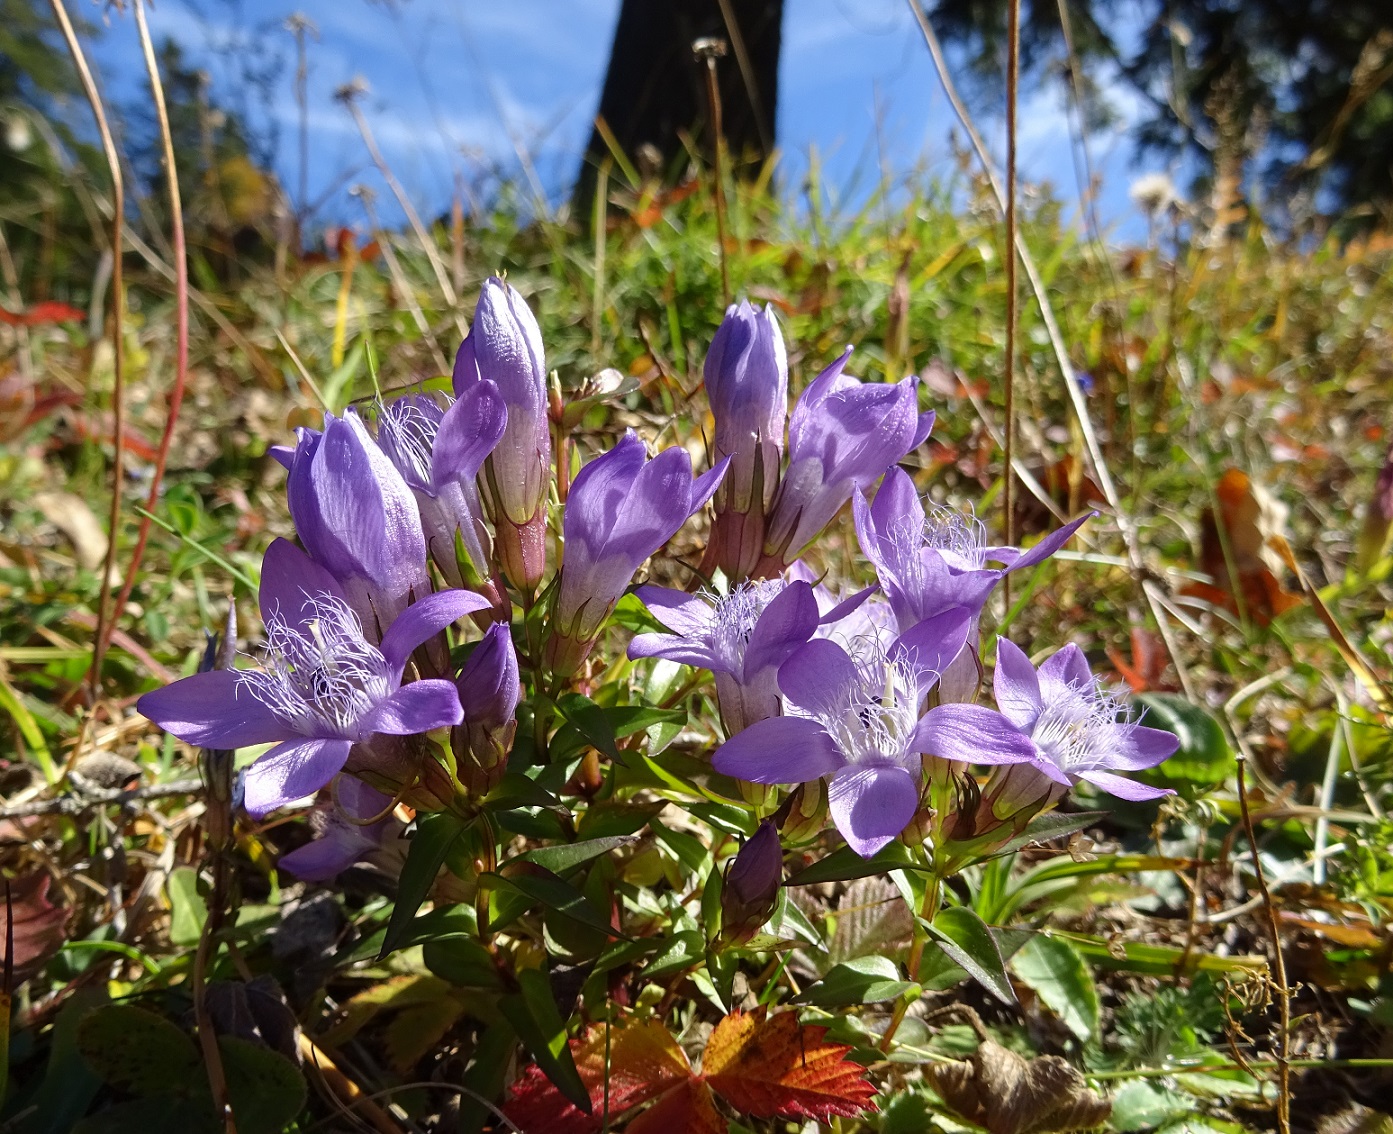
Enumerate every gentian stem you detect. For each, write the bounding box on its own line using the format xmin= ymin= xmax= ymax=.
xmin=878 ymin=865 xmax=944 ymax=1053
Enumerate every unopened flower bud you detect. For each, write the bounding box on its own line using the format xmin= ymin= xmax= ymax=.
xmin=739 ymin=779 xmax=779 ymax=814
xmin=705 ymin=301 xmax=787 ymax=579
xmin=454 ymin=623 xmax=520 ymax=795
xmin=455 ymin=277 xmax=549 ymax=590
xmin=899 ymin=804 xmax=938 ymax=850
xmin=718 ymin=820 xmax=782 ymax=947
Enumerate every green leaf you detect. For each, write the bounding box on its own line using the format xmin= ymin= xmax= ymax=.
xmin=609 ymin=592 xmax=665 ymax=633
xmin=483 ymin=772 xmax=565 ymax=812
xmin=513 ymin=834 xmax=635 ymax=875
xmin=1055 ymin=932 xmax=1267 ymax=978
xmin=423 ymin=936 xmax=503 ymax=989
xmin=72 ymin=1096 xmax=216 ymax=1134
xmin=605 ymin=704 xmax=688 ymax=739
xmin=650 ymin=818 xmax=710 ymax=876
xmin=786 ymin=840 xmax=919 ymax=886
xmin=640 ymin=931 xmax=707 ymax=980
xmin=456 ymin=1022 xmax=516 ymax=1134
xmin=167 ymin=867 xmax=207 ymax=948
xmin=219 ymin=1036 xmax=307 ymax=1134
xmin=1010 ymin=935 xmax=1099 ymax=1041
xmin=576 ymin=800 xmax=666 ymax=839
xmin=553 ymin=692 xmax=620 ymax=761
xmin=1136 ymin=693 xmax=1235 ymax=790
xmin=486 ymin=871 xmax=626 ymax=938
xmin=925 ymin=907 xmax=1016 ymax=1005
xmin=24 ymin=991 xmax=108 ymax=1134
xmin=794 ymin=956 xmax=919 ymax=1007
xmin=700 ymin=857 xmax=724 ymax=943
xmin=379 ymin=812 xmax=470 ymax=959
xmin=76 ymin=1005 xmax=201 ymax=1097
xmin=996 ymin=810 xmax=1108 ymax=856
xmin=765 ymin=889 xmax=825 ymax=950
xmin=498 ymin=968 xmax=590 ymax=1113
xmin=337 ymin=905 xmax=477 ymax=966
xmin=1109 ymin=1080 xmax=1191 ymax=1131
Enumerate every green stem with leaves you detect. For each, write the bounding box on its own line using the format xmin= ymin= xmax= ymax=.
xmin=879 ymin=859 xmax=945 ymax=1053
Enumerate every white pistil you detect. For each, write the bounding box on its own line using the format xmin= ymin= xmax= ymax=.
xmin=819 ymin=649 xmax=921 ymax=768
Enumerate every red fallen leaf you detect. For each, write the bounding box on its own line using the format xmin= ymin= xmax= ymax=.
xmin=703 ymin=1008 xmax=878 ymax=1121
xmin=1105 ymin=627 xmax=1175 ymax=694
xmin=629 ymin=180 xmax=702 ymax=229
xmin=1 ymin=874 xmax=70 ymax=984
xmin=504 ymin=1017 xmax=693 ymax=1134
xmin=1182 ymin=468 xmax=1302 ymax=625
xmin=626 ymin=1078 xmax=725 ymax=1134
xmin=64 ymin=413 xmax=161 ymax=462
xmin=0 ymin=301 xmax=85 ymax=326
xmin=504 ymin=1009 xmax=877 ymax=1132
xmin=0 ymin=369 xmax=34 ymax=443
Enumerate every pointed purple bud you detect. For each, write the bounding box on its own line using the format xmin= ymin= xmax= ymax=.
xmin=705 ymin=301 xmax=788 ymax=579
xmin=454 ymin=277 xmax=550 ymax=589
xmin=761 ymin=348 xmax=934 ymax=573
xmin=718 ymin=820 xmax=783 ymax=947
xmin=546 ymin=431 xmax=729 ymax=677
xmin=453 ymin=622 xmax=520 ymax=794
xmin=284 ymin=408 xmax=430 ymax=639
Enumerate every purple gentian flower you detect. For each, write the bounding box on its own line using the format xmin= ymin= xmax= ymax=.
xmin=853 ymin=468 xmax=1091 ymax=700
xmin=453 ymin=277 xmax=549 ymax=590
xmin=453 ymin=622 xmax=521 ymax=794
xmin=712 ymin=608 xmax=975 ymax=858
xmin=919 ymin=639 xmax=1179 ymax=801
xmin=375 ymin=384 xmax=506 ymax=598
xmin=704 ymin=300 xmax=788 ymax=579
xmin=137 ymin=539 xmax=489 ymax=817
xmin=545 ymin=431 xmax=728 ymax=676
xmin=277 ymin=777 xmax=397 ymax=882
xmin=282 ymin=409 xmax=430 ymax=640
xmin=629 ymin=577 xmax=874 ymax=735
xmin=785 ymin=561 xmax=901 ymax=654
xmin=629 ymin=579 xmax=818 ymax=736
xmin=760 ymin=348 xmax=934 ymax=573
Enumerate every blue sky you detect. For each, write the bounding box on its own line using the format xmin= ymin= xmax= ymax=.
xmin=87 ymin=0 xmax=1163 ymax=241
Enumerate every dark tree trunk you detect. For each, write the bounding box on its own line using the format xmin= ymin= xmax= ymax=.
xmin=573 ymin=0 xmax=782 ymax=220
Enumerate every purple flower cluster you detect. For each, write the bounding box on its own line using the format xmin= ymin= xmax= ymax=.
xmin=701 ymin=303 xmax=935 ymax=580
xmin=137 ymin=286 xmax=1180 ymax=884
xmin=657 ymin=302 xmax=1174 ymax=858
xmin=139 ymin=280 xmax=551 ymax=864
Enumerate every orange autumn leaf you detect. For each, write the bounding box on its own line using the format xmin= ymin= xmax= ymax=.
xmin=702 ymin=1008 xmax=878 ymax=1121
xmin=503 ymin=1017 xmax=692 ymax=1134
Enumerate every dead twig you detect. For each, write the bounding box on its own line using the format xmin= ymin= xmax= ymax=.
xmin=0 ymin=778 xmax=204 ymax=821
xmin=1236 ymin=757 xmax=1292 ymax=1133
xmin=48 ymin=0 xmax=125 ymax=703
xmin=95 ymin=0 xmax=193 ymax=708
